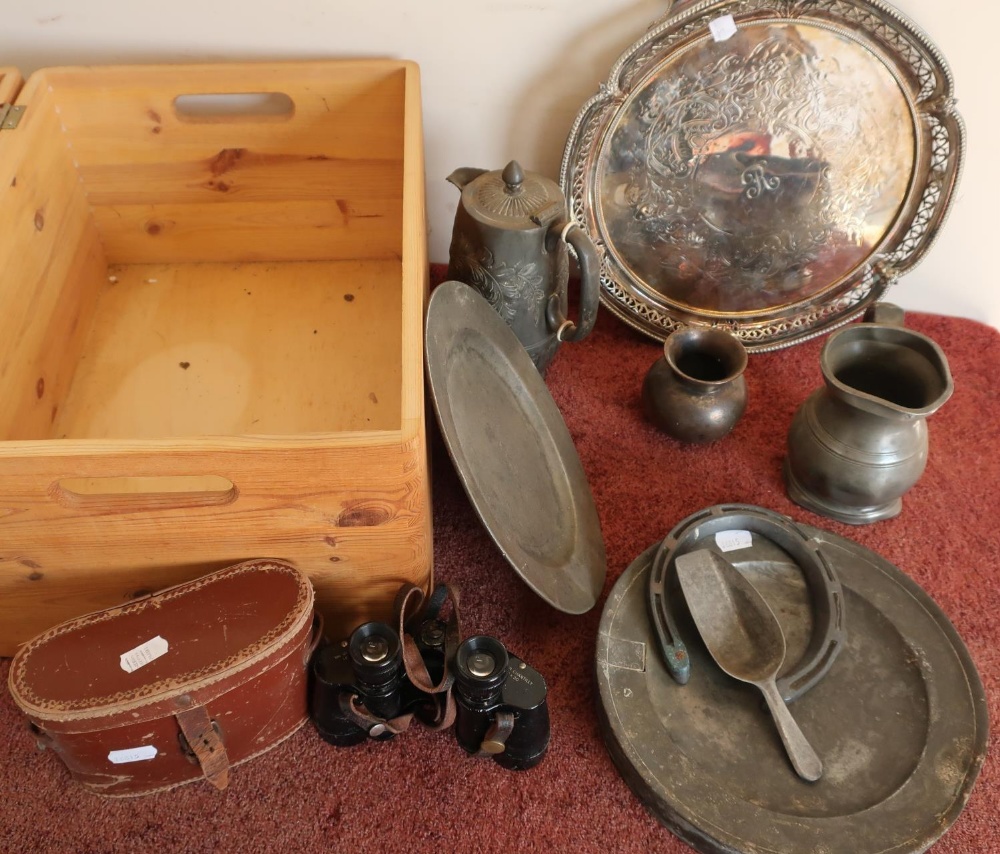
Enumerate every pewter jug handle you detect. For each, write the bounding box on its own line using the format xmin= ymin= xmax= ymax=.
xmin=546 ymin=220 xmax=600 ymax=343
xmin=862 ymin=301 xmax=905 ymax=326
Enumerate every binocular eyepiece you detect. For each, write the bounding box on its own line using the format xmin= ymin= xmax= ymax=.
xmin=454 ymin=635 xmax=508 ymax=703
xmin=311 ymin=623 xmax=549 ymax=770
xmin=348 ymin=621 xmax=402 ymax=691
xmin=311 ymin=621 xmax=409 ymax=746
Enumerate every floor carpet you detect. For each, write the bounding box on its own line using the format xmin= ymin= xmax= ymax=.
xmin=2 ymin=271 xmax=997 ymax=853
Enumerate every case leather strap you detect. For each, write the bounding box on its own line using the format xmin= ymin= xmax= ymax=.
xmin=175 ymin=703 xmax=230 ymax=791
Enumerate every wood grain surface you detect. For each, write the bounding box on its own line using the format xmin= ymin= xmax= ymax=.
xmin=0 ymin=61 xmax=431 ymax=655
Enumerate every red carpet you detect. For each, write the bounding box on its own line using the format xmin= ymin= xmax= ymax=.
xmin=2 ymin=269 xmax=997 ymax=853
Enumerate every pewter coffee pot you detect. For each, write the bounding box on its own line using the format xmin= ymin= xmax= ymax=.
xmin=447 ymin=160 xmax=600 ymax=374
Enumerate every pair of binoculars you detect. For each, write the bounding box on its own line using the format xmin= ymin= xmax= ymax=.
xmin=310 ymin=620 xmax=549 ymax=771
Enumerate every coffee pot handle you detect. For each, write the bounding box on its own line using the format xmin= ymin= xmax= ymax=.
xmin=546 ymin=220 xmax=600 ymax=343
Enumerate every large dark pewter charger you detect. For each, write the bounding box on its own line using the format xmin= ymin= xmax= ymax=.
xmin=425 ymin=281 xmax=606 ymax=614
xmin=597 ymin=509 xmax=987 ymax=853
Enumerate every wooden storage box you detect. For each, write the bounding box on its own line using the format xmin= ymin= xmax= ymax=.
xmin=0 ymin=62 xmax=431 ymax=656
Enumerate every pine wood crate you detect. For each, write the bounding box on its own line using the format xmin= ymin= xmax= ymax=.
xmin=0 ymin=62 xmax=431 ymax=655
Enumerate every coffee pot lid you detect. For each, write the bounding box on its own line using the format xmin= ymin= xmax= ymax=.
xmin=464 ymin=161 xmax=565 ymax=227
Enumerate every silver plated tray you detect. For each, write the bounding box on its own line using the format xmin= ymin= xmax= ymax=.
xmin=425 ymin=281 xmax=607 ymax=614
xmin=560 ymin=0 xmax=964 ymax=350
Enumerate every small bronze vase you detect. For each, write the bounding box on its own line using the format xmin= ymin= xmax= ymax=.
xmin=641 ymin=327 xmax=748 ymax=443
xmin=784 ymin=322 xmax=953 ymax=524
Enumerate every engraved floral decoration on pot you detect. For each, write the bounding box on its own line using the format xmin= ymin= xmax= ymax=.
xmin=449 ymin=232 xmax=547 ymax=326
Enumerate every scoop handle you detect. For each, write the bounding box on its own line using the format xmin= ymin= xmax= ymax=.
xmin=760 ymin=678 xmax=823 ymax=782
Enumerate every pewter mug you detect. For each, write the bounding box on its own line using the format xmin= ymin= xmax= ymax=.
xmin=447 ymin=161 xmax=600 ymax=374
xmin=784 ymin=322 xmax=953 ymax=524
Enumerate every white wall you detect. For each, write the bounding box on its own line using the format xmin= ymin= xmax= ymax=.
xmin=4 ymin=0 xmax=996 ymax=329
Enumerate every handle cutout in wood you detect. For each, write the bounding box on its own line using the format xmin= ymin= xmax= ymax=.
xmin=55 ymin=475 xmax=237 ymax=510
xmin=173 ymin=92 xmax=295 ymax=122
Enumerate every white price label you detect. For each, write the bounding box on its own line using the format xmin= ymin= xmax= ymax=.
xmin=120 ymin=636 xmax=169 ymax=673
xmin=715 ymin=530 xmax=753 ymax=552
xmin=709 ymin=14 xmax=738 ymax=42
xmin=108 ymin=745 xmax=158 ymax=764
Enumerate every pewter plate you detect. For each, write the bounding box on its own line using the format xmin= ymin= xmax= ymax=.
xmin=561 ymin=0 xmax=964 ymax=350
xmin=596 ymin=525 xmax=988 ymax=853
xmin=425 ymin=281 xmax=606 ymax=614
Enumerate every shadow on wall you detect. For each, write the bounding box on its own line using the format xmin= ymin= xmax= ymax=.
xmin=505 ymin=0 xmax=668 ymax=181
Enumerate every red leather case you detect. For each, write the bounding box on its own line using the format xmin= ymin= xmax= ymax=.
xmin=8 ymin=559 xmax=317 ymax=797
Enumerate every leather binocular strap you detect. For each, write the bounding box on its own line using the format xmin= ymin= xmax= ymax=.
xmin=421 ymin=685 xmax=457 ymax=731
xmin=175 ymin=703 xmax=230 ymax=791
xmin=477 ymin=711 xmax=515 ymax=756
xmin=394 ymin=583 xmax=462 ymax=730
xmin=340 ymin=692 xmax=414 ymax=737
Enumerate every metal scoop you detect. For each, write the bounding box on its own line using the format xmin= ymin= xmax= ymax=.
xmin=675 ymin=549 xmax=823 ymax=782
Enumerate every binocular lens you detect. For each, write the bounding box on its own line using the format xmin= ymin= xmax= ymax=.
xmin=348 ymin=622 xmax=402 ymax=688
xmin=467 ymin=651 xmax=496 ymax=677
xmin=420 ymin=620 xmax=446 ymax=648
xmin=455 ymin=636 xmax=509 ymax=703
xmin=359 ymin=635 xmax=390 ymax=663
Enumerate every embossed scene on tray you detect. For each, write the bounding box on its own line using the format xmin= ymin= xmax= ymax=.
xmin=596 ymin=23 xmax=915 ymax=314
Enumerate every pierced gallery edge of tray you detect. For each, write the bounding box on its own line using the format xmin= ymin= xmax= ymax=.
xmin=560 ymin=0 xmax=964 ymax=350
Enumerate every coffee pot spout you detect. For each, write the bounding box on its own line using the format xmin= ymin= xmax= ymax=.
xmin=447 ymin=167 xmax=488 ymax=190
